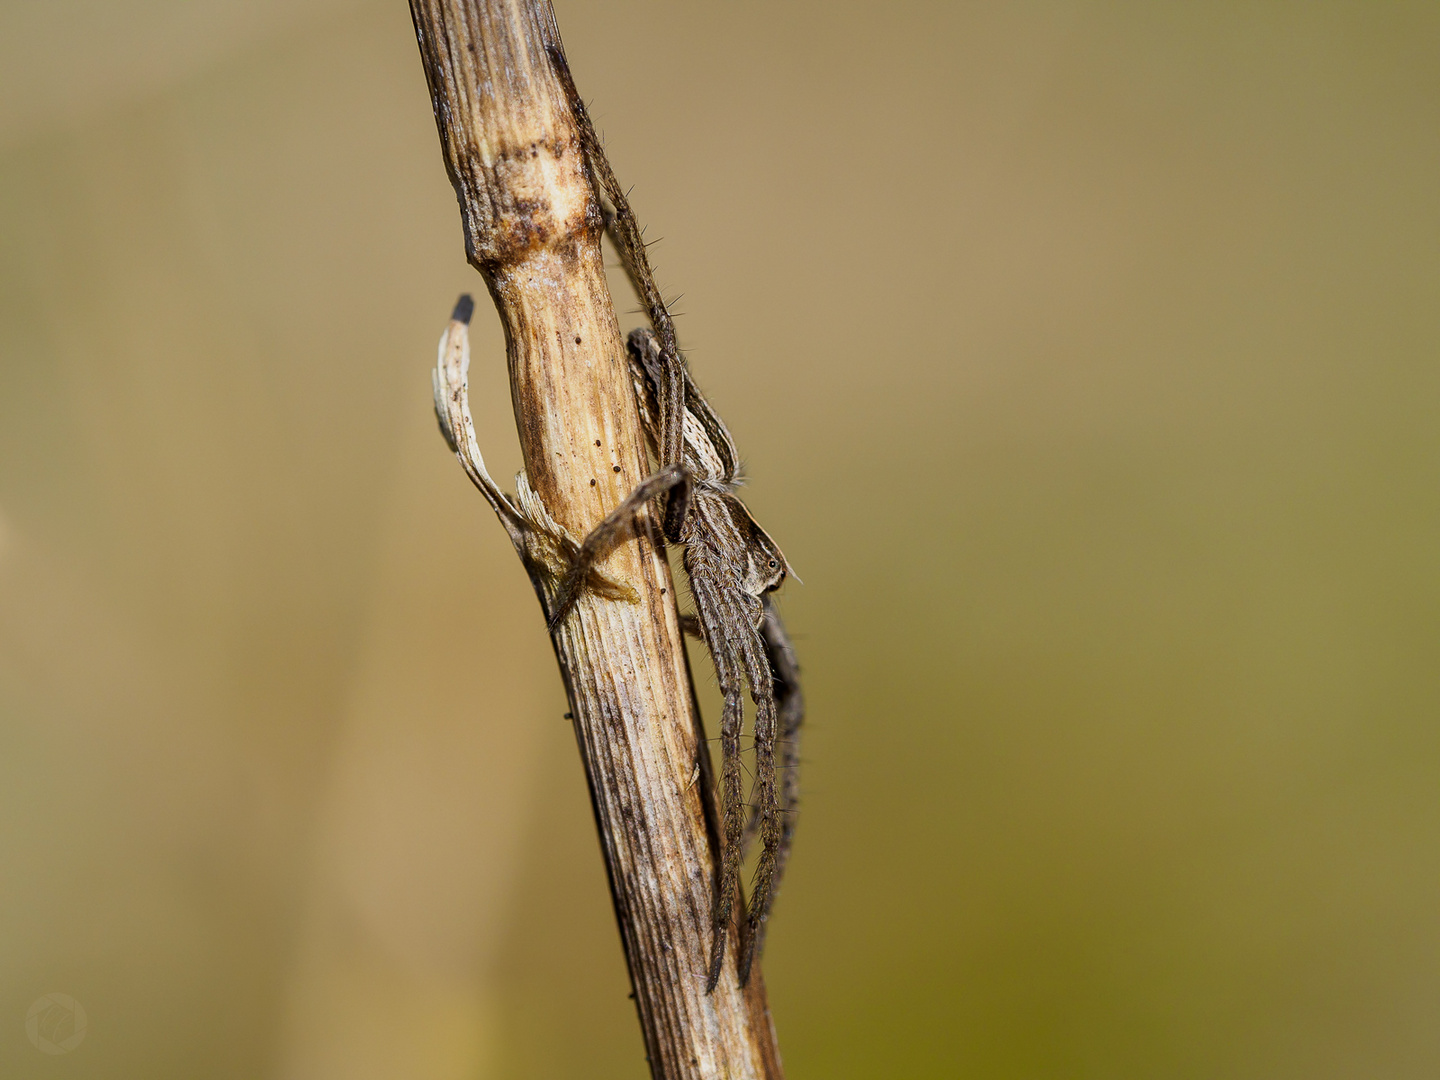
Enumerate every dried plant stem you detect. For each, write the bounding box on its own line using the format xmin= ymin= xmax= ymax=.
xmin=407 ymin=1 xmax=784 ymax=1076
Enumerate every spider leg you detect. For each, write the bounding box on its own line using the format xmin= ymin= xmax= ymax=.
xmin=689 ymin=555 xmax=749 ymax=993
xmin=546 ymin=462 xmax=688 ymax=633
xmin=764 ymin=597 xmax=805 ymax=877
xmin=551 ymin=56 xmax=699 ymax=541
xmin=735 ymin=607 xmax=782 ymax=988
xmin=709 ymin=680 xmax=746 ymax=992
xmin=550 ymin=47 xmax=687 ymax=481
xmin=743 ymin=599 xmax=803 ymax=850
xmin=740 ymin=596 xmax=804 ymax=979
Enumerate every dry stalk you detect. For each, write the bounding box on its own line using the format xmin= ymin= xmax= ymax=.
xmin=407 ymin=1 xmax=784 ymax=1076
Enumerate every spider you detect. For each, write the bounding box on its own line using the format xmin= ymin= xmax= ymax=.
xmin=432 ymin=296 xmax=804 ymax=992
xmin=542 ymin=48 xmax=804 ymax=990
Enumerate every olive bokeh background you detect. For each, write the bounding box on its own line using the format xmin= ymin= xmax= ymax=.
xmin=2 ymin=2 xmax=1437 ymax=1077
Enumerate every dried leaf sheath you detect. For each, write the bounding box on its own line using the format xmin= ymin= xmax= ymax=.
xmin=408 ymin=1 xmax=784 ymax=1077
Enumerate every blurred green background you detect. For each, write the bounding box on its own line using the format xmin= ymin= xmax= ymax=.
xmin=2 ymin=1 xmax=1438 ymax=1077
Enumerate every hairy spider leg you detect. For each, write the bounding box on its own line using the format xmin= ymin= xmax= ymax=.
xmin=540 ymin=334 xmax=694 ymax=632
xmin=547 ymin=466 xmax=688 ymax=633
xmin=741 ymin=597 xmax=804 ymax=981
xmin=687 ymin=541 xmax=773 ymax=991
xmin=735 ymin=614 xmax=781 ymax=989
xmin=549 ymin=46 xmax=688 ymax=510
xmin=546 ymin=463 xmax=687 ymax=632
xmin=743 ymin=601 xmax=803 ymax=852
xmin=695 ymin=513 xmax=784 ymax=990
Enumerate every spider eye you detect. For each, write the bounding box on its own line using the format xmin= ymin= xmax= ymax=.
xmin=768 ymin=559 xmax=777 ymax=568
